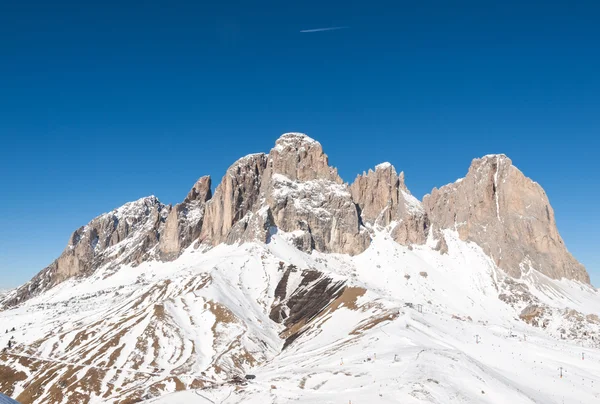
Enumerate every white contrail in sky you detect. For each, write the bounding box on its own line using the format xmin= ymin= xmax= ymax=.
xmin=300 ymin=26 xmax=348 ymax=33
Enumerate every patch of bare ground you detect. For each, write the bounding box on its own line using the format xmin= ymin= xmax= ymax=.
xmin=212 ymin=336 xmax=257 ymax=376
xmin=16 ymin=363 xmax=62 ymax=404
xmin=0 ymin=363 xmax=27 ymax=396
xmin=165 ymin=343 xmax=194 ymax=376
xmin=183 ymin=274 xmax=211 ymax=292
xmin=209 ymin=300 xmax=258 ymax=375
xmin=65 ymin=327 xmax=98 ymax=351
xmin=130 ymin=280 xmax=172 ymax=311
xmin=208 ymin=301 xmax=236 ymax=330
xmin=190 ymin=377 xmax=207 ymax=389
xmin=143 ymin=376 xmax=187 ymax=399
xmin=350 ymin=310 xmax=399 ymax=335
xmin=587 ymin=314 xmax=600 ymax=324
xmin=309 ymin=286 xmax=368 ymax=331
xmin=326 ymin=287 xmax=366 ymax=312
xmin=116 ymin=391 xmax=144 ymax=404
xmin=80 ymin=314 xmax=146 ymax=367
xmin=280 ymin=319 xmax=307 ymax=340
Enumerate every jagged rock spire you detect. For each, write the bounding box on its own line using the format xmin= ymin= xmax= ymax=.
xmin=351 ymin=163 xmax=428 ymax=246
xmin=265 ymin=133 xmax=342 ymax=183
xmin=160 ymin=175 xmax=212 ymax=259
xmin=200 ymin=153 xmax=268 ymax=246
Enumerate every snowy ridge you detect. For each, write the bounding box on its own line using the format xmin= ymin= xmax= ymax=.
xmin=401 ymin=189 xmax=424 ymax=214
xmin=375 ymin=162 xmax=392 ymax=170
xmin=272 ymin=133 xmax=319 ymax=152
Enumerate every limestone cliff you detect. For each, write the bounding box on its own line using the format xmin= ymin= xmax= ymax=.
xmin=159 ymin=176 xmax=212 ymax=259
xmin=423 ymin=154 xmax=589 ymax=283
xmin=350 ymin=163 xmax=429 ymax=246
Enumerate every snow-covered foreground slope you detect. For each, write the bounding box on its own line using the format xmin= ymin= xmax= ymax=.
xmin=1 ymin=231 xmax=599 ymax=403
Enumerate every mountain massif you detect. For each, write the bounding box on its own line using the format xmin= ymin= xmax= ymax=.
xmin=0 ymin=133 xmax=598 ymax=404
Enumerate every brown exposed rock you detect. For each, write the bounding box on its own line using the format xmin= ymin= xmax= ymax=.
xmin=260 ymin=133 xmax=370 ymax=255
xmin=159 ymin=176 xmax=212 ymax=259
xmin=350 ymin=163 xmax=428 ymax=246
xmin=519 ymin=304 xmax=544 ymax=326
xmin=264 ymin=132 xmax=341 ymax=183
xmin=586 ymin=314 xmax=600 ymax=324
xmin=200 ymin=133 xmax=369 ymax=255
xmin=201 ymin=153 xmax=268 ymax=246
xmin=0 ymin=363 xmax=27 ymax=396
xmin=424 ymin=154 xmax=589 ymax=283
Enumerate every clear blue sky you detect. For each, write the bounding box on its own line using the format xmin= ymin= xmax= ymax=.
xmin=1 ymin=1 xmax=598 ymax=288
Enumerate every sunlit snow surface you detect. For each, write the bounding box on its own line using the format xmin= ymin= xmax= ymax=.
xmin=1 ymin=230 xmax=599 ymax=403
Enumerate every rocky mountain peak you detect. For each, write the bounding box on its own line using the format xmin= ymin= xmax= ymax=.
xmin=184 ymin=175 xmax=212 ymax=204
xmin=254 ymin=134 xmax=368 ymax=255
xmin=267 ymin=132 xmax=341 ymax=183
xmin=424 ymin=154 xmax=589 ymax=283
xmin=351 ymin=163 xmax=428 ymax=246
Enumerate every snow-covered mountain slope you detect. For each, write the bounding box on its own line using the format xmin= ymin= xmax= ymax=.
xmin=1 ymin=230 xmax=599 ymax=403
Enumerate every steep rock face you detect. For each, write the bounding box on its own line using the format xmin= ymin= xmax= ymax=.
xmin=351 ymin=163 xmax=429 ymax=245
xmin=264 ymin=174 xmax=369 ymax=255
xmin=199 ymin=133 xmax=369 ymax=255
xmin=260 ymin=134 xmax=370 ymax=255
xmin=423 ymin=154 xmax=589 ymax=283
xmin=4 ymin=196 xmax=168 ymax=306
xmin=159 ymin=176 xmax=212 ymax=259
xmin=201 ymin=153 xmax=268 ymax=246
xmin=265 ymin=132 xmax=341 ymax=183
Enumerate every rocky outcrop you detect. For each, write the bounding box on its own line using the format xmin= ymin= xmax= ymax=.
xmin=520 ymin=304 xmax=545 ymax=327
xmin=424 ymin=154 xmax=589 ymax=283
xmin=4 ymin=196 xmax=168 ymax=306
xmin=260 ymin=134 xmax=370 ymax=255
xmin=264 ymin=174 xmax=369 ymax=255
xmin=264 ymin=132 xmax=341 ymax=183
xmin=199 ymin=133 xmax=369 ymax=255
xmin=159 ymin=176 xmax=212 ymax=259
xmin=350 ymin=163 xmax=428 ymax=246
xmin=200 ymin=153 xmax=268 ymax=246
